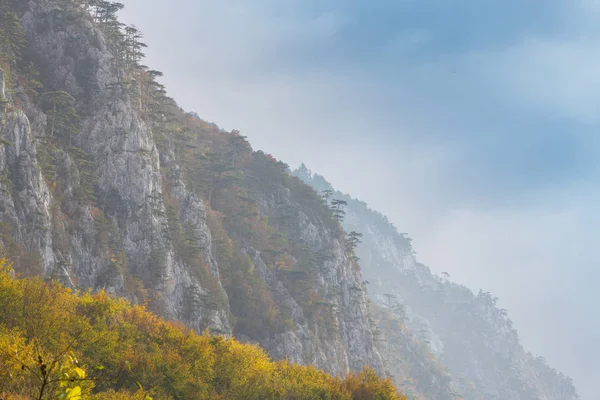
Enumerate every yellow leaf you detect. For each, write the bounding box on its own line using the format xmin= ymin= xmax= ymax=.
xmin=73 ymin=367 xmax=86 ymax=379
xmin=66 ymin=386 xmax=82 ymax=400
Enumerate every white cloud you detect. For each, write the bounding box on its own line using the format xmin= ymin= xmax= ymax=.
xmin=458 ymin=33 xmax=600 ymax=124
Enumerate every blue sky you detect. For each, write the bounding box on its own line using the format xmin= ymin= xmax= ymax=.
xmin=121 ymin=1 xmax=599 ymax=397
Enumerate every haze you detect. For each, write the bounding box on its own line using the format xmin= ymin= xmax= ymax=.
xmin=121 ymin=1 xmax=598 ymax=398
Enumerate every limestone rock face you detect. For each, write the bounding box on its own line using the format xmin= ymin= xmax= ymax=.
xmin=246 ymin=200 xmax=384 ymax=376
xmin=0 ymin=68 xmax=5 ymax=100
xmin=6 ymin=1 xmax=232 ymax=335
xmin=0 ymin=0 xmax=383 ymax=379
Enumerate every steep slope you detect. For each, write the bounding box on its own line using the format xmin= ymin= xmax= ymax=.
xmin=0 ymin=0 xmax=382 ymax=378
xmin=295 ymin=164 xmax=579 ymax=400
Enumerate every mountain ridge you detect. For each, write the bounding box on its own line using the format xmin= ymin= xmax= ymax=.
xmin=294 ymin=163 xmax=579 ymax=400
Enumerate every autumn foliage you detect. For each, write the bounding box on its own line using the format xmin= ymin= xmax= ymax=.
xmin=0 ymin=259 xmax=405 ymax=400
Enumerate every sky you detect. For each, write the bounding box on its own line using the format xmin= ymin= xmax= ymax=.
xmin=120 ymin=1 xmax=598 ymax=398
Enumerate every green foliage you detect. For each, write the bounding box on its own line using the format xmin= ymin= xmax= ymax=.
xmin=346 ymin=231 xmax=363 ymax=262
xmin=40 ymin=91 xmax=81 ymax=145
xmin=69 ymin=146 xmax=97 ymax=205
xmin=330 ymin=199 xmax=348 ymax=222
xmin=224 ymin=249 xmax=284 ymax=338
xmin=0 ymin=259 xmax=406 ymax=399
xmin=17 ymin=59 xmax=44 ymax=100
xmin=148 ymin=247 xmax=167 ymax=285
xmin=0 ymin=10 xmax=26 ymax=59
xmin=0 ymin=8 xmax=27 ymax=95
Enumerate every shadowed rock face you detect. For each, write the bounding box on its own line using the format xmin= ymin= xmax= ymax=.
xmin=0 ymin=0 xmax=383 ymax=378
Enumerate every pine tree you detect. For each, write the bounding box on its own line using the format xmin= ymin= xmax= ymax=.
xmin=330 ymin=199 xmax=347 ymax=222
xmin=346 ymin=230 xmax=363 ymax=253
xmin=321 ymin=189 xmax=334 ymax=206
xmin=40 ymin=91 xmax=81 ymax=146
xmin=0 ymin=10 xmax=26 ymax=59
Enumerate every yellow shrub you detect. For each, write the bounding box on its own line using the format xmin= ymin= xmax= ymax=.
xmin=0 ymin=259 xmax=405 ymax=400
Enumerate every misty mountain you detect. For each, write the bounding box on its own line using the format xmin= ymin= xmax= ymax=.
xmin=0 ymin=0 xmax=579 ymax=398
xmin=295 ymin=164 xmax=579 ymax=400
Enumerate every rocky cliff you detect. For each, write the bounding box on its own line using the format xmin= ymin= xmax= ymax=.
xmin=0 ymin=1 xmax=580 ymax=397
xmin=0 ymin=0 xmax=382 ymax=377
xmin=295 ymin=165 xmax=579 ymax=400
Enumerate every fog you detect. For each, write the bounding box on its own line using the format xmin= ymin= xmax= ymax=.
xmin=121 ymin=1 xmax=599 ymax=397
